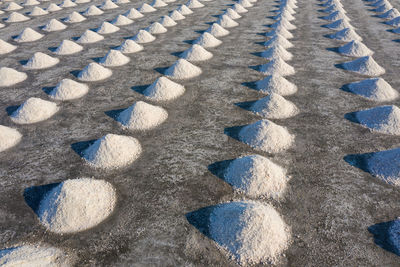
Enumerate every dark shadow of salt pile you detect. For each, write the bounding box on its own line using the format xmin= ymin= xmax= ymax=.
xmin=154 ymin=66 xmax=169 ymax=75
xmin=224 ymin=125 xmax=246 ymax=141
xmin=344 ymin=111 xmax=359 ymax=124
xmin=105 ymin=108 xmax=125 ymax=120
xmin=42 ymin=86 xmax=54 ymax=95
xmin=24 ymin=182 xmax=60 ymax=215
xmin=71 ymin=139 xmax=97 ymax=157
xmin=208 ymin=159 xmax=234 ymax=180
xmin=326 ymin=47 xmax=340 ymax=53
xmin=6 ymin=105 xmax=19 ymax=116
xmin=369 ymin=219 xmax=400 ymax=256
xmin=131 ymin=84 xmax=149 ymax=94
xmin=186 ymin=206 xmax=217 ymax=238
xmin=235 ymin=101 xmax=256 ymax=112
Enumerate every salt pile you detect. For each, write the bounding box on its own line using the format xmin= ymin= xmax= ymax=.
xmin=100 ymin=0 xmax=119 ymax=9
xmin=42 ymin=19 xmax=67 ymax=32
xmin=378 ymin=8 xmax=400 ymax=20
xmin=116 ymin=39 xmax=144 ymax=54
xmin=165 ymin=59 xmax=202 ymax=79
xmin=112 ymin=14 xmax=133 ymax=26
xmin=77 ymin=30 xmax=104 ymax=44
xmin=348 ymin=105 xmax=400 ymax=135
xmin=180 ymin=44 xmax=213 ymax=61
xmin=131 ymin=30 xmax=156 ymax=43
xmin=0 ymin=125 xmax=22 ymax=152
xmin=75 ymin=0 xmax=91 ymax=3
xmin=82 ymin=134 xmax=141 ymax=169
xmin=177 ymin=5 xmax=193 ymax=15
xmin=386 ymin=17 xmax=400 ymax=27
xmin=77 ymin=62 xmax=112 ymax=81
xmin=138 ymin=3 xmax=156 ymax=13
xmin=327 ymin=27 xmax=362 ymax=42
xmin=266 ymin=27 xmax=294 ymax=39
xmin=49 ymin=78 xmax=89 ymax=100
xmin=274 ymin=10 xmax=295 ymax=21
xmin=151 ymin=0 xmax=167 ymax=7
xmin=206 ymin=23 xmax=229 ymax=37
xmin=232 ymin=3 xmax=248 ymax=13
xmin=321 ymin=10 xmax=350 ymax=21
xmin=250 ymin=93 xmax=298 ymax=119
xmin=124 ymin=8 xmax=144 ymax=19
xmin=30 ymin=6 xmax=49 ymax=16
xmin=117 ymin=101 xmax=168 ymax=130
xmin=10 ymin=97 xmax=59 ymax=124
xmin=114 ymin=0 xmax=130 ymax=3
xmin=337 ymin=40 xmax=373 ymax=57
xmin=0 ymin=245 xmax=71 ymax=266
xmin=159 ymin=15 xmax=177 ymax=27
xmin=217 ymin=14 xmax=239 ymax=28
xmin=99 ymin=49 xmax=130 ymax=66
xmin=322 ymin=4 xmax=346 ymax=14
xmin=0 ymin=39 xmax=17 ymax=55
xmin=223 ymin=8 xmax=241 ymax=19
xmin=238 ymin=119 xmax=294 ymax=153
xmin=5 ymin=12 xmax=30 ymax=23
xmin=264 ymin=34 xmax=293 ymax=49
xmin=344 ymin=78 xmax=399 ymax=102
xmin=169 ymin=10 xmax=185 ymax=20
xmin=64 ymin=11 xmax=86 ymax=23
xmin=83 ymin=5 xmax=104 ymax=16
xmin=145 ymin=22 xmax=167 ymax=34
xmin=54 ymin=40 xmax=83 ymax=55
xmin=186 ymin=0 xmax=204 ymax=8
xmin=373 ymin=2 xmax=393 ymax=13
xmin=224 ymin=155 xmax=288 ymax=198
xmin=238 ymin=0 xmax=253 ymax=8
xmin=4 ymin=2 xmax=23 ymax=11
xmin=259 ymin=57 xmax=295 ymax=76
xmin=194 ymin=32 xmax=222 ymax=48
xmin=207 ymin=201 xmax=290 ymax=264
xmin=0 ymin=67 xmax=27 ymax=87
xmin=323 ymin=19 xmax=352 ymax=30
xmin=270 ymin=18 xmax=296 ymax=30
xmin=96 ymin=22 xmax=120 ymax=34
xmin=143 ymin=76 xmax=185 ymax=101
xmin=59 ymin=0 xmax=77 ymax=7
xmin=46 ymin=3 xmax=62 ymax=12
xmin=23 ymin=52 xmax=60 ymax=69
xmin=261 ymin=45 xmax=293 ymax=61
xmin=255 ymin=74 xmax=298 ymax=96
xmin=340 ymin=56 xmax=385 ymax=77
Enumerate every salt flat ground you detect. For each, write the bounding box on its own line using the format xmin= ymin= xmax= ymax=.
xmin=1 ymin=0 xmax=400 ymax=265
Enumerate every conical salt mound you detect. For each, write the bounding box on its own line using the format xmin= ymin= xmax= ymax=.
xmin=5 ymin=12 xmax=30 ymax=23
xmin=270 ymin=18 xmax=296 ymax=30
xmin=0 ymin=67 xmax=27 ymax=87
xmin=259 ymin=57 xmax=295 ymax=76
xmin=177 ymin=5 xmax=193 ymax=15
xmin=75 ymin=0 xmax=91 ymax=3
xmin=49 ymin=78 xmax=89 ymax=100
xmin=206 ymin=23 xmax=229 ymax=37
xmin=113 ymin=0 xmax=130 ymax=3
xmin=117 ymin=101 xmax=168 ymax=130
xmin=54 ymin=40 xmax=83 ymax=55
xmin=372 ymin=2 xmax=393 ymax=13
xmin=274 ymin=10 xmax=295 ymax=21
xmin=4 ymin=2 xmax=23 ymax=11
xmin=10 ymin=97 xmax=59 ymax=124
xmin=83 ymin=5 xmax=104 ymax=16
xmin=42 ymin=19 xmax=67 ymax=32
xmin=96 ymin=21 xmax=120 ymax=34
xmin=169 ymin=10 xmax=185 ymax=20
xmin=344 ymin=78 xmax=399 ymax=102
xmin=347 ymin=105 xmax=400 ymax=135
xmin=280 ymin=5 xmax=296 ymax=15
xmin=322 ymin=4 xmax=346 ymax=14
xmin=265 ymin=27 xmax=294 ymax=39
xmin=378 ymin=8 xmax=400 ymax=20
xmin=77 ymin=30 xmax=104 ymax=44
xmin=224 ymin=155 xmax=288 ymax=198
xmin=194 ymin=32 xmax=222 ymax=48
xmin=138 ymin=3 xmax=156 ymax=12
xmin=164 ymin=59 xmax=202 ymax=79
xmin=164 ymin=0 xmax=176 ymax=2
xmin=0 ymin=245 xmax=70 ymax=266
xmin=78 ymin=63 xmax=112 ymax=81
xmin=223 ymin=8 xmax=241 ymax=19
xmin=143 ymin=76 xmax=185 ymax=101
xmin=112 ymin=14 xmax=133 ymax=26
xmin=217 ymin=14 xmax=239 ymax=28
xmin=255 ymin=74 xmax=298 ymax=96
xmin=23 ymin=52 xmax=59 ymax=69
xmin=100 ymin=0 xmax=119 ymax=10
xmin=64 ymin=11 xmax=86 ymax=23
xmin=238 ymin=119 xmax=294 ymax=152
xmin=159 ymin=15 xmax=177 ymax=27
xmin=46 ymin=3 xmax=62 ymax=12
xmin=116 ymin=39 xmax=143 ymax=54
xmin=23 ymin=0 xmax=40 ymax=5
xmin=386 ymin=16 xmax=400 ymax=27
xmin=82 ymin=133 xmax=142 ymax=169
xmin=30 ymin=6 xmax=48 ymax=16
xmin=131 ymin=30 xmax=156 ymax=43
xmin=124 ymin=8 xmax=144 ymax=19
xmin=186 ymin=0 xmax=204 ymax=8
xmin=323 ymin=19 xmax=353 ymax=30
xmin=337 ymin=40 xmax=373 ymax=57
xmin=180 ymin=44 xmax=213 ymax=62
xmin=340 ymin=56 xmax=385 ymax=77
xmin=0 ymin=125 xmax=22 ymax=152
xmin=99 ymin=49 xmax=130 ymax=67
xmin=249 ymin=93 xmax=299 ymax=119
xmin=327 ymin=27 xmax=362 ymax=42
xmin=36 ymin=178 xmax=117 ymax=233
xmin=0 ymin=39 xmax=17 ymax=55
xmin=191 ymin=201 xmax=290 ymax=265
xmin=151 ymin=0 xmax=167 ymax=7
xmin=264 ymin=34 xmax=293 ymax=49
xmin=321 ymin=10 xmax=350 ymax=21
xmin=261 ymin=44 xmax=293 ymax=61
xmin=59 ymin=0 xmax=77 ymax=7
xmin=145 ymin=22 xmax=167 ymax=34
xmin=232 ymin=3 xmax=248 ymax=13
xmin=238 ymin=0 xmax=253 ymax=8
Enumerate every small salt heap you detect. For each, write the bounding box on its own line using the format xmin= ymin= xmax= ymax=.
xmin=4 ymin=2 xmax=23 ymax=11
xmin=116 ymin=39 xmax=144 ymax=54
xmin=327 ymin=27 xmax=362 ymax=42
xmin=274 ymin=9 xmax=295 ymax=21
xmin=232 ymin=3 xmax=248 ymax=13
xmin=261 ymin=44 xmax=293 ymax=61
xmin=378 ymin=8 xmax=400 ymax=20
xmin=386 ymin=16 xmax=400 ymax=27
xmin=59 ymin=0 xmax=77 ymax=8
xmin=151 ymin=0 xmax=167 ymax=7
xmin=255 ymin=74 xmax=298 ymax=96
xmin=323 ymin=18 xmax=352 ymax=30
xmin=0 ymin=67 xmax=27 ymax=87
xmin=259 ymin=57 xmax=295 ymax=76
xmin=264 ymin=34 xmax=293 ymax=49
xmin=206 ymin=23 xmax=229 ymax=37
xmin=114 ymin=0 xmax=130 ymax=3
xmin=117 ymin=101 xmax=168 ymax=130
xmin=49 ymin=78 xmax=89 ymax=100
xmin=143 ymin=76 xmax=185 ymax=101
xmin=159 ymin=15 xmax=177 ymax=27
xmin=340 ymin=56 xmax=385 ymax=77
xmin=54 ymin=40 xmax=83 ymax=55
xmin=0 ymin=39 xmax=17 ymax=55
xmin=10 ymin=97 xmax=59 ymax=124
xmin=164 ymin=59 xmax=202 ymax=79
xmin=23 ymin=52 xmax=60 ymax=69
xmin=180 ymin=44 xmax=213 ymax=61
xmin=138 ymin=3 xmax=156 ymax=13
xmin=217 ymin=14 xmax=239 ymax=28
xmin=5 ymin=12 xmax=30 ymax=23
xmin=83 ymin=5 xmax=104 ymax=16
xmin=238 ymin=0 xmax=253 ymax=8
xmin=321 ymin=10 xmax=350 ymax=21
xmin=96 ymin=21 xmax=120 ymax=34
xmin=169 ymin=10 xmax=185 ymax=20
xmin=77 ymin=30 xmax=104 ymax=44
xmin=42 ymin=19 xmax=67 ymax=32
xmin=64 ymin=11 xmax=86 ymax=23
xmin=266 ymin=27 xmax=294 ymax=39
xmin=194 ymin=32 xmax=222 ymax=48
xmin=249 ymin=93 xmax=299 ymax=119
xmin=99 ymin=50 xmax=130 ymax=67
xmin=124 ymin=8 xmax=144 ymax=19
xmin=344 ymin=78 xmax=399 ymax=102
xmin=77 ymin=62 xmax=112 ymax=81
xmin=131 ymin=30 xmax=156 ymax=43
xmin=30 ymin=6 xmax=49 ymax=16
xmin=223 ymin=8 xmax=241 ymax=19
xmin=337 ymin=40 xmax=373 ymax=57
xmin=145 ymin=22 xmax=167 ymax=34
xmin=112 ymin=14 xmax=133 ymax=26
xmin=82 ymin=134 xmax=142 ymax=169
xmin=0 ymin=125 xmax=22 ymax=152
xmin=75 ymin=0 xmax=91 ymax=3
xmin=186 ymin=0 xmax=204 ymax=8
xmin=46 ymin=3 xmax=62 ymax=12
xmin=99 ymin=0 xmax=119 ymax=10
xmin=238 ymin=119 xmax=294 ymax=153
xmin=177 ymin=5 xmax=193 ymax=15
